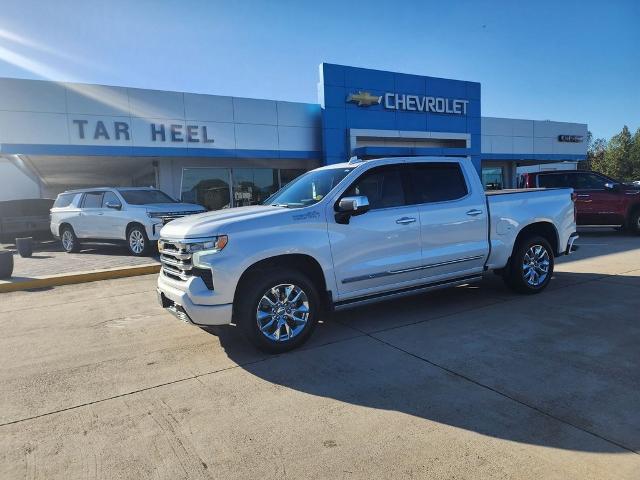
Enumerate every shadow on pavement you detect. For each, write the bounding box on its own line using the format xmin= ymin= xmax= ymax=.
xmin=206 ymin=268 xmax=639 ymax=455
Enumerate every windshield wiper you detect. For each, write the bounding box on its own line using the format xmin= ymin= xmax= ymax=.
xmin=270 ymin=203 xmax=290 ymax=208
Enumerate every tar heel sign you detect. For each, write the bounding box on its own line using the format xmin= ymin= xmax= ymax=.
xmin=347 ymin=91 xmax=469 ymax=115
xmin=71 ymin=119 xmax=214 ymax=144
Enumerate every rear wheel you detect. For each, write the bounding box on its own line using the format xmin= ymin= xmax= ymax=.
xmin=127 ymin=225 xmax=149 ymax=256
xmin=628 ymin=210 xmax=640 ymax=235
xmin=503 ymin=235 xmax=554 ymax=294
xmin=60 ymin=226 xmax=80 ymax=253
xmin=236 ymin=268 xmax=319 ymax=353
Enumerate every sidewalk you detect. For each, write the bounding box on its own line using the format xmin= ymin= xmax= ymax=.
xmin=0 ymin=240 xmax=160 ymax=292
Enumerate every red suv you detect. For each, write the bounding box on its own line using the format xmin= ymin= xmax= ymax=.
xmin=520 ymin=170 xmax=640 ymax=233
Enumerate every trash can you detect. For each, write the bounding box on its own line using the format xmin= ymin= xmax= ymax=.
xmin=15 ymin=237 xmax=33 ymax=258
xmin=0 ymin=250 xmax=13 ymax=279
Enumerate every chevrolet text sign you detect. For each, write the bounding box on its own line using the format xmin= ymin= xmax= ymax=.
xmin=347 ymin=91 xmax=469 ymax=115
xmin=384 ymin=93 xmax=469 ymax=115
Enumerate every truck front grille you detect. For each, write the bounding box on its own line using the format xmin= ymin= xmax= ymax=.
xmin=158 ymin=239 xmax=213 ymax=289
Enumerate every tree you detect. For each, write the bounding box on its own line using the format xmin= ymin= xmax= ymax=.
xmin=585 ymin=130 xmax=608 ymax=174
xmin=589 ymin=125 xmax=640 ymax=182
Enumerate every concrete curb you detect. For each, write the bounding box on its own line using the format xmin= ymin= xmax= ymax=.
xmin=0 ymin=264 xmax=161 ymax=293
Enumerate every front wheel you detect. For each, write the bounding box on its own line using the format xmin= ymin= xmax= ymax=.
xmin=503 ymin=236 xmax=554 ymax=294
xmin=126 ymin=225 xmax=150 ymax=256
xmin=236 ymin=268 xmax=320 ymax=353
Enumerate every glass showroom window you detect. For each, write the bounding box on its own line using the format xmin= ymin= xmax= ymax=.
xmin=279 ymin=169 xmax=307 ymax=188
xmin=482 ymin=167 xmax=504 ymax=190
xmin=232 ymin=168 xmax=279 ymax=207
xmin=181 ymin=168 xmax=232 ymax=211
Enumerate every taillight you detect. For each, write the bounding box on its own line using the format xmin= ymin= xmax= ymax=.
xmin=571 ymin=191 xmax=577 ymax=221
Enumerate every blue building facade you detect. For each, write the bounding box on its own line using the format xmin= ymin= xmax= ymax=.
xmin=0 ymin=65 xmax=587 ymax=202
xmin=318 ymin=63 xmax=482 ymax=174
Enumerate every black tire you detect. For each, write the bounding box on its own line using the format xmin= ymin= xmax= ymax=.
xmin=503 ymin=235 xmax=554 ymax=294
xmin=0 ymin=250 xmax=14 ymax=279
xmin=126 ymin=224 xmax=150 ymax=256
xmin=628 ymin=210 xmax=640 ymax=235
xmin=60 ymin=225 xmax=80 ymax=253
xmin=235 ymin=267 xmax=320 ymax=353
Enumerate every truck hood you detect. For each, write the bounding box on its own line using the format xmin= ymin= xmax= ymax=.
xmin=143 ymin=203 xmax=205 ymax=213
xmin=159 ymin=205 xmax=286 ymax=238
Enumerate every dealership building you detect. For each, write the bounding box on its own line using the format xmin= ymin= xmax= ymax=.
xmin=0 ymin=63 xmax=587 ymax=207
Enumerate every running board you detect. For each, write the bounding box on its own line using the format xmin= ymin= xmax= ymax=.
xmin=333 ymin=275 xmax=483 ymax=311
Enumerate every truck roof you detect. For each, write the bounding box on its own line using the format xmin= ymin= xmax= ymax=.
xmin=316 ymin=156 xmax=470 ymax=171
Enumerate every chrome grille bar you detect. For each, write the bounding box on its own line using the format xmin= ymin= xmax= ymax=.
xmin=159 ymin=238 xmax=193 ymax=281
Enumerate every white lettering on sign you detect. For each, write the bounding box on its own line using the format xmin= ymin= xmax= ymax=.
xmin=384 ymin=93 xmax=469 ymax=115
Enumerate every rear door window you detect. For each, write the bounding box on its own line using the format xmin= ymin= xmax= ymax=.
xmin=406 ymin=163 xmax=468 ymax=204
xmin=537 ymin=173 xmax=575 ymax=188
xmin=82 ymin=192 xmax=104 ymax=208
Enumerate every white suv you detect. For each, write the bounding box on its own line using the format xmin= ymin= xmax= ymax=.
xmin=50 ymin=187 xmax=205 ymax=256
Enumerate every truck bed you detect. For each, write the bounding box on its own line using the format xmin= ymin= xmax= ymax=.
xmin=485 ymin=187 xmax=575 ymax=270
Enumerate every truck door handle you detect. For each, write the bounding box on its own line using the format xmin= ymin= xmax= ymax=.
xmin=576 ymin=194 xmax=590 ymax=198
xmin=466 ymin=209 xmax=483 ymax=216
xmin=396 ymin=217 xmax=416 ymax=225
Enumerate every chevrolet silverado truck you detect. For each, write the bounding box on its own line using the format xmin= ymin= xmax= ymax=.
xmin=157 ymin=157 xmax=578 ymax=352
xmin=519 ymin=170 xmax=640 ymax=233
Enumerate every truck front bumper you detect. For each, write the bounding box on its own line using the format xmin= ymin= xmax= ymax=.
xmin=156 ymin=273 xmax=233 ymax=326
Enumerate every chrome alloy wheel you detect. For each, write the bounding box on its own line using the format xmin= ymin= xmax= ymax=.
xmin=522 ymin=244 xmax=550 ymax=287
xmin=129 ymin=229 xmax=145 ymax=254
xmin=256 ymin=283 xmax=310 ymax=342
xmin=61 ymin=230 xmax=74 ymax=251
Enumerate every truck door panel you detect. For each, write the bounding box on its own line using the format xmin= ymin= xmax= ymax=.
xmin=408 ymin=162 xmax=488 ymax=278
xmin=327 ymin=165 xmax=424 ymax=298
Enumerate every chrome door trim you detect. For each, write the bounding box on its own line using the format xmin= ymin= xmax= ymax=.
xmin=341 ymin=254 xmax=485 ymax=284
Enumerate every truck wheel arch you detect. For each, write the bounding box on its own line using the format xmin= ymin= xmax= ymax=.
xmin=512 ymin=222 xmax=559 ymax=257
xmin=233 ymin=254 xmax=330 ymax=313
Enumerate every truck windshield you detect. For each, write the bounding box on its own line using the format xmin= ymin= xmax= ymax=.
xmin=265 ymin=167 xmax=354 ymax=208
xmin=118 ymin=190 xmax=176 ymax=205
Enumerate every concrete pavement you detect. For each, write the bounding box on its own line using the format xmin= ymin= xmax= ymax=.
xmin=1 ymin=229 xmax=639 ymax=479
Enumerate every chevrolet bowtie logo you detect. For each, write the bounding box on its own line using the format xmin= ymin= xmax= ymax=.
xmin=346 ymin=91 xmax=382 ymax=107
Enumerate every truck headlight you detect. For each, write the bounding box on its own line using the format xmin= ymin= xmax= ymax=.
xmin=186 ymin=235 xmax=228 ymax=254
xmin=188 ymin=236 xmax=228 ymax=269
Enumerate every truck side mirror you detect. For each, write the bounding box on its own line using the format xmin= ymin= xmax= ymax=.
xmin=105 ymin=201 xmax=122 ymax=210
xmin=604 ymin=182 xmax=620 ymax=191
xmin=335 ymin=196 xmax=370 ymax=224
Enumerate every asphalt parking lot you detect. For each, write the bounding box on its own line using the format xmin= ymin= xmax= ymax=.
xmin=1 ymin=229 xmax=639 ymax=479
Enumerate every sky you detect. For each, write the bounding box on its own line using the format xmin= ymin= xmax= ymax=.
xmin=0 ymin=0 xmax=637 ymax=140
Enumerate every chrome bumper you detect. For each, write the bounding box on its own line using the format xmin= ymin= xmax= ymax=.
xmin=156 ymin=273 xmax=233 ymax=326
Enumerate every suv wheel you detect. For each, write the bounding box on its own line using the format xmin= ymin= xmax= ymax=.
xmin=628 ymin=210 xmax=640 ymax=235
xmin=60 ymin=226 xmax=80 ymax=253
xmin=236 ymin=268 xmax=319 ymax=353
xmin=503 ymin=235 xmax=554 ymax=294
xmin=127 ymin=225 xmax=149 ymax=256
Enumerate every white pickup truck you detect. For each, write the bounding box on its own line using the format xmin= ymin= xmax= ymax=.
xmin=157 ymin=157 xmax=578 ymax=352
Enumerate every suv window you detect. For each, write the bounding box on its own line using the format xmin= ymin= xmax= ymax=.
xmin=344 ymin=166 xmax=406 ymax=210
xmin=537 ymin=173 xmax=575 ymax=188
xmin=53 ymin=193 xmax=76 ymax=208
xmin=82 ymin=192 xmax=104 ymax=208
xmin=407 ymin=163 xmax=468 ymax=204
xmin=102 ymin=191 xmax=121 ymax=208
xmin=574 ymin=172 xmax=608 ymax=190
